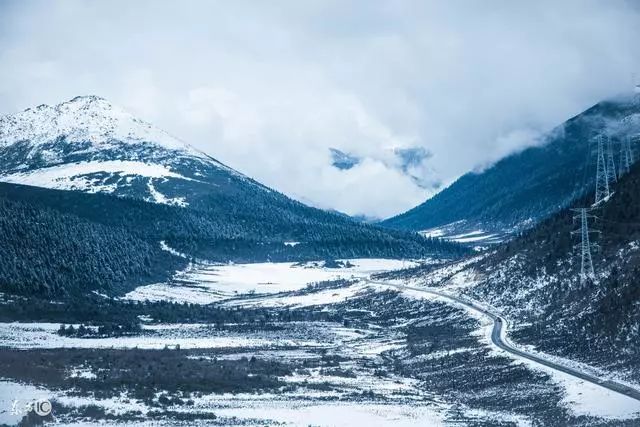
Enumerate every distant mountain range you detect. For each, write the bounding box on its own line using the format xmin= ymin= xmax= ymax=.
xmin=329 ymin=146 xmax=440 ymax=191
xmin=0 ymin=96 xmax=466 ymax=297
xmin=382 ymin=95 xmax=640 ymax=243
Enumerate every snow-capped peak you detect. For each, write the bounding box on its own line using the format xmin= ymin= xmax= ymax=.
xmin=0 ymin=95 xmax=260 ymax=207
xmin=0 ymin=95 xmax=189 ymax=151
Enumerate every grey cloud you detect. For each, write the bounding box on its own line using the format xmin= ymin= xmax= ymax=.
xmin=1 ymin=0 xmax=639 ymax=218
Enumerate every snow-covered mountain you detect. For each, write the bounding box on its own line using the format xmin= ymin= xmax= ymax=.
xmin=0 ymin=95 xmax=253 ymax=206
xmin=0 ymin=96 xmax=469 ymax=297
xmin=0 ymin=95 xmax=186 ymax=149
xmin=382 ymin=95 xmax=640 ymax=241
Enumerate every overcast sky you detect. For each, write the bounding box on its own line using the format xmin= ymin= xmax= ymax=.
xmin=1 ymin=1 xmax=640 ymax=219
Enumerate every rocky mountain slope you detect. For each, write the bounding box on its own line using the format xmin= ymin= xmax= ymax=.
xmin=382 ymin=95 xmax=640 ymax=243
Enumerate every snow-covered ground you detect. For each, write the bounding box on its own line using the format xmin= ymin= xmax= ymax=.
xmin=106 ymin=256 xmax=640 ymax=421
xmin=0 ymin=321 xmax=395 ymax=358
xmin=0 ymin=96 xmax=187 ymax=150
xmin=397 ymin=254 xmax=486 ymax=289
xmin=0 ymin=160 xmax=195 ymax=196
xmin=486 ymin=319 xmax=640 ymax=419
xmin=0 ymin=379 xmax=449 ymax=427
xmin=419 ymin=221 xmax=506 ymax=248
xmin=124 ymin=259 xmax=421 ymax=304
xmin=419 ymin=285 xmax=640 ymax=420
xmin=196 ymin=398 xmax=449 ymax=427
xmin=0 ymin=322 xmax=323 ymax=350
xmin=0 ymin=381 xmax=52 ymax=425
xmin=226 ymin=281 xmax=375 ymax=308
xmin=351 ymin=273 xmax=640 ymax=421
xmin=4 ymin=256 xmax=640 ymax=424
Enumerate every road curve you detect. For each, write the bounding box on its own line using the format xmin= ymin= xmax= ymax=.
xmin=366 ymin=280 xmax=640 ymax=403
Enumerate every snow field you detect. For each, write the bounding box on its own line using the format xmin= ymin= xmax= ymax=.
xmin=125 ymin=259 xmax=420 ymax=304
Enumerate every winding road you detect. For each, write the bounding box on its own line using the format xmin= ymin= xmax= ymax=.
xmin=367 ymin=279 xmax=640 ymax=402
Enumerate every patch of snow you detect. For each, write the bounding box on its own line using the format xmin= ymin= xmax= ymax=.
xmin=519 ymin=357 xmax=640 ymax=419
xmin=0 ymin=160 xmax=195 ymax=195
xmin=419 ymin=221 xmax=506 ymax=247
xmin=125 ymin=259 xmax=420 ymax=304
xmin=420 ymin=228 xmax=446 ymax=238
xmin=67 ymin=368 xmax=97 ymax=380
xmin=228 ymin=282 xmax=373 ymax=308
xmin=0 ymin=96 xmax=187 ymax=151
xmin=145 ymin=180 xmax=187 ymax=206
xmin=451 ymin=232 xmax=499 ymax=244
xmin=401 ymin=255 xmax=486 ymax=288
xmin=0 ymin=380 xmax=52 ymax=425
xmin=0 ymin=322 xmax=319 ymax=350
xmin=462 ymin=409 xmax=532 ymax=427
xmin=191 ymin=395 xmax=449 ymax=427
xmin=91 ymin=291 xmax=109 ymax=299
xmin=159 ymin=241 xmax=192 ymax=259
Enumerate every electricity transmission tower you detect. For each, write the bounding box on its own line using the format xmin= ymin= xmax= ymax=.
xmin=595 ymin=135 xmax=610 ymax=204
xmin=619 ymin=138 xmax=632 ymax=178
xmin=606 ymin=136 xmax=617 ymax=186
xmin=571 ymin=208 xmax=599 ymax=284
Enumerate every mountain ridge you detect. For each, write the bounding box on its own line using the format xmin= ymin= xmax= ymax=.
xmin=381 ymin=95 xmax=640 ymax=241
xmin=0 ymin=96 xmax=468 ymax=298
xmin=0 ymin=95 xmax=262 ymax=206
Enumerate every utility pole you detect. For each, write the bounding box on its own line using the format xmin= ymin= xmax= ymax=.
xmin=595 ymin=135 xmax=609 ymax=205
xmin=571 ymin=208 xmax=599 ymax=284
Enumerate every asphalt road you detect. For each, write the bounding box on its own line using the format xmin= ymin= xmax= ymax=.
xmin=367 ymin=279 xmax=640 ymax=403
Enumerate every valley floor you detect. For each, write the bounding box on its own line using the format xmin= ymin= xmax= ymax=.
xmin=1 ymin=259 xmax=640 ymax=426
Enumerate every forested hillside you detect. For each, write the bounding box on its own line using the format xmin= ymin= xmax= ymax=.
xmin=0 ymin=193 xmax=184 ymax=297
xmin=0 ymin=96 xmax=470 ymax=300
xmin=0 ymin=182 xmax=466 ymax=298
xmin=468 ymin=161 xmax=640 ymax=380
xmin=382 ymin=96 xmax=640 ymax=238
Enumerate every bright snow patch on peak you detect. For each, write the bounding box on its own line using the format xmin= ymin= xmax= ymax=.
xmin=0 ymin=95 xmax=189 ymax=151
xmin=0 ymin=160 xmax=194 ymax=195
